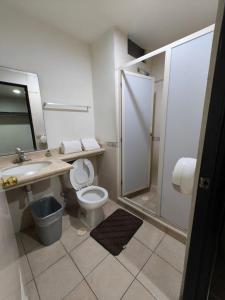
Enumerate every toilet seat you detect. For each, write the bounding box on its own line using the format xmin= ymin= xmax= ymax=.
xmin=70 ymin=159 xmax=94 ymax=190
xmin=77 ymin=185 xmax=108 ymax=210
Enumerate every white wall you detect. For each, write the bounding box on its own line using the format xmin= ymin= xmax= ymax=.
xmin=0 ymin=191 xmax=22 ymax=299
xmin=0 ymin=3 xmax=95 ymax=149
xmin=91 ymin=29 xmax=118 ymax=200
xmin=91 ymin=29 xmax=117 ymax=143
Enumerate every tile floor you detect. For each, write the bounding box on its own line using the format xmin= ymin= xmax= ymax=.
xmin=10 ymin=200 xmax=186 ymax=300
xmin=129 ymin=186 xmax=158 ymax=213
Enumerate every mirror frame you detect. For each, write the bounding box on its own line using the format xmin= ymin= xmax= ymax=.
xmin=0 ymin=66 xmax=48 ymax=155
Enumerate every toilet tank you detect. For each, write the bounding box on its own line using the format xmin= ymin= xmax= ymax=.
xmin=62 ymin=172 xmax=73 ymax=189
xmin=62 ymin=161 xmax=74 ymax=189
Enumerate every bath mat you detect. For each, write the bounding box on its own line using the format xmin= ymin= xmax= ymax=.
xmin=90 ymin=209 xmax=143 ymax=256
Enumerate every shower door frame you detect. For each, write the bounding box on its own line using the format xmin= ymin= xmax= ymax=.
xmin=117 ymin=24 xmax=215 ymax=221
xmin=121 ymin=70 xmax=155 ymax=197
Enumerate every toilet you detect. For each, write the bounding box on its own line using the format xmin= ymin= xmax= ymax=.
xmin=63 ymin=158 xmax=108 ymax=228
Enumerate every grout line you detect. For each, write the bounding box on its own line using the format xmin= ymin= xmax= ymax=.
xmin=119 ymin=276 xmax=136 ymax=300
xmin=134 ymin=233 xmax=183 ymax=299
xmin=83 ymin=279 xmax=99 ymax=300
xmin=61 ymin=279 xmax=85 ymax=300
xmin=83 ymin=252 xmax=110 ymax=278
xmin=60 ymin=241 xmax=88 ymax=298
xmin=16 ymin=234 xmax=42 ymax=300
xmin=83 ymin=254 xmax=110 ymax=299
xmin=112 ymin=238 xmax=156 ymax=299
xmin=116 ymin=245 xmax=156 ymax=300
xmin=84 ymin=279 xmax=99 ymax=299
xmin=135 ymin=277 xmax=158 ymax=300
xmin=135 ymin=250 xmax=154 ymax=278
xmin=152 ymin=234 xmax=184 ymax=274
xmin=62 ymin=279 xmax=99 ymax=300
xmin=112 ymin=240 xmax=149 ymax=278
xmin=133 ymin=236 xmax=155 ymax=251
xmin=132 ymin=250 xmax=157 ymax=299
xmin=32 ymin=279 xmax=41 ymax=300
xmin=133 ymin=230 xmax=166 ymax=253
xmin=60 ymin=240 xmax=84 ymax=277
xmin=60 ymin=238 xmax=101 ymax=299
xmin=67 ymin=234 xmax=90 ymax=252
xmin=34 ymin=254 xmax=67 ymax=279
xmin=18 ymin=240 xmax=41 ymax=299
xmin=153 ymin=252 xmax=183 ymax=274
xmin=61 ymin=280 xmax=84 ymax=300
xmin=133 ymin=234 xmax=165 ymax=280
xmin=153 ymin=232 xmax=166 ymax=252
xmin=60 ymin=235 xmax=109 ymax=279
xmin=97 ymin=253 xmax=136 ymax=300
xmin=114 ymin=255 xmax=136 ymax=278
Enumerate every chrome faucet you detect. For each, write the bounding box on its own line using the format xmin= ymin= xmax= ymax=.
xmin=14 ymin=147 xmax=30 ymax=163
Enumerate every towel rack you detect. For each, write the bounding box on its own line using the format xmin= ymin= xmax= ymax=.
xmin=43 ymin=102 xmax=91 ymax=112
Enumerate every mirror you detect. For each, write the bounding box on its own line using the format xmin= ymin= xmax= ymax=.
xmin=0 ymin=67 xmax=47 ymax=156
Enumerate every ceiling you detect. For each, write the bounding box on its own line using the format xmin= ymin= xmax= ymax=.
xmin=4 ymin=0 xmax=218 ymax=50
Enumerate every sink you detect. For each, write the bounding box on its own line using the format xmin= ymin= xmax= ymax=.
xmin=1 ymin=161 xmax=52 ymax=177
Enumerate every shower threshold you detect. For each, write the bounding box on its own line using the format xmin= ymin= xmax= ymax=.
xmin=118 ymin=196 xmax=187 ymax=244
xmin=124 ymin=195 xmax=157 ymax=216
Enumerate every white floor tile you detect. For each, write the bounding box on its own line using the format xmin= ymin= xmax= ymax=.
xmin=137 ymin=254 xmax=182 ymax=300
xmin=86 ymin=255 xmax=134 ymax=300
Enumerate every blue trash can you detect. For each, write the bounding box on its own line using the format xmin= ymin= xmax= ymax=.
xmin=30 ymin=196 xmax=64 ymax=246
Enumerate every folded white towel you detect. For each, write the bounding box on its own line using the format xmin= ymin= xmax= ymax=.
xmin=81 ymin=138 xmax=100 ymax=151
xmin=61 ymin=140 xmax=82 ymax=154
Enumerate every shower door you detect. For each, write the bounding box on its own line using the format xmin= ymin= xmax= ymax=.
xmin=121 ymin=71 xmax=154 ymax=196
xmin=161 ymin=31 xmax=213 ymax=230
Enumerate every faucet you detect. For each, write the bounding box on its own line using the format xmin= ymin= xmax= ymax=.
xmin=14 ymin=147 xmax=30 ymax=163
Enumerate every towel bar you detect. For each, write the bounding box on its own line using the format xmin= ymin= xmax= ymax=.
xmin=43 ymin=102 xmax=91 ymax=112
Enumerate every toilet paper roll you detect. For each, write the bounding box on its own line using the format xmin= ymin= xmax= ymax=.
xmin=61 ymin=140 xmax=82 ymax=154
xmin=172 ymin=157 xmax=197 ymax=195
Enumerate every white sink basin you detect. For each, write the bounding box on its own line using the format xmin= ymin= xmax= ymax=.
xmin=1 ymin=161 xmax=52 ymax=177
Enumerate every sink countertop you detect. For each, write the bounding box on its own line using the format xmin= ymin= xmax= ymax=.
xmin=0 ymin=157 xmax=72 ymax=190
xmin=50 ymin=147 xmax=105 ymax=162
xmin=0 ymin=147 xmax=105 ymax=190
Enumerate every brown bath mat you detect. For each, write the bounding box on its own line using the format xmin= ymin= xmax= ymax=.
xmin=90 ymin=209 xmax=143 ymax=256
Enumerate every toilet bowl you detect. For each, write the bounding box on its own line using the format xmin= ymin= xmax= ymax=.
xmin=63 ymin=158 xmax=108 ymax=228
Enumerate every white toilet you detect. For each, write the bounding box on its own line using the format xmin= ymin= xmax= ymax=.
xmin=63 ymin=158 xmax=108 ymax=228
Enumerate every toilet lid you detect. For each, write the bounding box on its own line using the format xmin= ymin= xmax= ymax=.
xmin=69 ymin=158 xmax=94 ymax=190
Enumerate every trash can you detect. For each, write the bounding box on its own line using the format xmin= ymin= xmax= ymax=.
xmin=30 ymin=196 xmax=64 ymax=246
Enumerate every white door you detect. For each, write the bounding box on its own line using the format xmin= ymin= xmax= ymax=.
xmin=122 ymin=71 xmax=154 ymax=196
